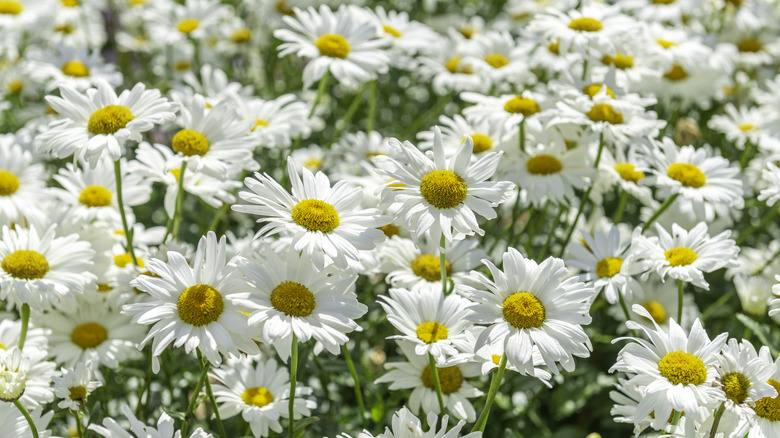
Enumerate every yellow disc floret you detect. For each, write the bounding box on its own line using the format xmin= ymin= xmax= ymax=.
xmin=79 ymin=185 xmax=113 ymax=208
xmin=2 ymin=250 xmax=50 ymax=279
xmin=71 ymin=322 xmax=108 ymax=349
xmin=602 ymin=52 xmax=634 ymax=69
xmin=465 ymin=134 xmax=493 ymax=154
xmin=177 ymin=284 xmax=224 ymax=326
xmin=87 ymin=105 xmax=134 ymax=135
xmin=614 ymin=163 xmax=644 ymax=183
xmin=587 ymin=103 xmax=623 ymax=124
xmin=0 ymin=170 xmax=20 ymax=196
xmin=421 ymin=365 xmax=463 ymax=394
xmin=411 ymin=254 xmax=451 ymax=282
xmin=113 ymin=252 xmax=143 ymax=268
xmin=663 ymin=64 xmax=688 ymax=81
xmin=378 ymin=223 xmax=400 ymax=238
xmin=416 ymin=321 xmax=449 ymax=344
xmin=667 ymin=162 xmax=706 ymax=188
xmin=0 ymin=1 xmax=23 ymax=14
xmin=291 ymin=199 xmax=340 ymax=233
xmin=568 ymin=17 xmax=603 ymax=32
xmin=526 ymin=154 xmax=562 ymax=175
xmin=231 ymin=28 xmax=251 ymax=44
xmin=658 ymin=351 xmax=707 ymax=385
xmin=419 ymin=170 xmax=468 ymax=209
xmin=737 ymin=38 xmax=762 ymax=53
xmin=484 ymin=53 xmax=509 ymax=69
xmin=583 ymin=83 xmax=615 ymax=99
xmin=753 ymin=379 xmax=780 ymax=421
xmin=242 ymin=387 xmax=274 ymax=407
xmin=664 ymin=247 xmax=698 ymax=267
xmin=61 ymin=60 xmax=90 ymax=77
xmin=721 ymin=372 xmax=751 ymax=404
xmin=177 ymin=18 xmax=200 ymax=34
xmin=270 ymin=281 xmax=316 ymax=317
xmin=315 ymin=33 xmax=351 ymax=58
xmin=172 ymin=129 xmax=210 ymax=156
xmin=503 ymin=96 xmax=541 ymax=116
xmin=502 ymin=292 xmax=545 ymax=329
xmin=382 ymin=24 xmax=402 ymax=38
xmin=251 ymin=119 xmax=269 ymax=132
xmin=68 ymin=386 xmax=87 ymax=403
xmin=596 ymin=257 xmax=623 ymax=278
xmin=642 ymin=301 xmax=668 ymax=324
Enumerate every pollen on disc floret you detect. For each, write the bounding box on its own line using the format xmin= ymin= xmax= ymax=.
xmin=2 ymin=249 xmax=50 ymax=279
xmin=177 ymin=284 xmax=225 ymax=326
xmin=419 ymin=170 xmax=468 ymax=209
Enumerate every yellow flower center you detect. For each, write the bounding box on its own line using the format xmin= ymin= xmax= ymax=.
xmin=586 ymin=103 xmax=623 ymax=124
xmin=721 ymin=372 xmax=751 ymax=404
xmin=2 ymin=250 xmax=50 ymax=279
xmin=270 ymin=281 xmax=316 ymax=317
xmin=87 ymin=105 xmax=134 ymax=135
xmin=419 ymin=170 xmax=468 ymax=209
xmin=596 ymin=257 xmax=623 ymax=278
xmin=491 ymin=354 xmax=501 ymax=365
xmin=737 ymin=38 xmax=762 ymax=53
xmin=464 ymin=134 xmax=493 ymax=154
xmin=664 ymin=247 xmax=698 ymax=267
xmin=602 ymin=52 xmax=634 ymax=69
xmin=526 ymin=154 xmax=562 ymax=175
xmin=0 ymin=170 xmax=20 ymax=196
xmin=421 ymin=365 xmax=463 ymax=394
xmin=503 ymin=292 xmax=545 ymax=329
xmin=738 ymin=123 xmax=756 ymax=132
xmin=652 ymin=0 xmax=676 ymax=4
xmin=416 ymin=321 xmax=449 ymax=344
xmin=61 ymin=0 xmax=78 ymax=6
xmin=174 ymin=60 xmax=192 ymax=72
xmin=251 ymin=119 xmax=269 ymax=131
xmin=568 ymin=17 xmax=603 ymax=32
xmin=378 ymin=223 xmax=400 ymax=238
xmin=614 ymin=163 xmax=645 ymax=183
xmin=231 ymin=28 xmax=251 ymax=44
xmin=79 ymin=185 xmax=113 ymax=207
xmin=0 ymin=0 xmax=22 ymax=14
xmin=754 ymin=379 xmax=780 ymax=421
xmin=658 ymin=351 xmax=707 ymax=385
xmin=172 ymin=129 xmax=210 ymax=156
xmin=444 ymin=56 xmax=473 ymax=75
xmin=458 ymin=26 xmax=476 ymax=39
xmin=547 ymin=41 xmax=560 ymax=54
xmin=0 ymin=342 xmax=4 ymax=349
xmin=503 ymin=96 xmax=541 ymax=116
xmin=61 ymin=60 xmax=90 ymax=77
xmin=242 ymin=387 xmax=274 ymax=407
xmin=177 ymin=18 xmax=200 ymax=34
xmin=114 ymin=252 xmax=143 ymax=268
xmin=484 ymin=53 xmax=509 ymax=69
xmin=382 ymin=24 xmax=402 ymax=38
xmin=583 ymin=83 xmax=615 ymax=99
xmin=71 ymin=322 xmax=108 ymax=349
xmin=642 ymin=301 xmax=668 ymax=324
xmin=168 ymin=168 xmax=181 ymax=182
xmin=667 ymin=162 xmax=706 ymax=188
xmin=8 ymin=80 xmax=23 ymax=94
xmin=68 ymin=386 xmax=87 ymax=403
xmin=656 ymin=39 xmax=677 ymax=49
xmin=291 ymin=199 xmax=340 ymax=233
xmin=177 ymin=284 xmax=224 ymax=326
xmin=411 ymin=254 xmax=451 ymax=282
xmin=315 ymin=33 xmax=351 ymax=58
xmin=303 ymin=158 xmax=322 ymax=170
xmin=663 ymin=64 xmax=688 ymax=81
xmin=97 ymin=283 xmax=112 ymax=292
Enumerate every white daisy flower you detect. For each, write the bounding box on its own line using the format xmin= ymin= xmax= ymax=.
xmin=339 ymin=406 xmax=483 ymax=438
xmin=463 ymin=248 xmax=595 ymax=375
xmin=417 ymin=114 xmax=510 ymax=161
xmin=0 ymin=136 xmax=50 ymax=226
xmin=146 ymin=0 xmax=228 ymax=44
xmin=40 ymin=80 xmax=177 ymax=167
xmin=0 ymin=348 xmax=28 ymax=402
xmin=210 ymin=354 xmax=316 ymax=438
xmin=610 ymin=306 xmax=727 ymax=431
xmin=415 ymin=35 xmax=486 ymax=95
xmin=707 ymin=103 xmax=773 ymax=150
xmin=758 ymin=163 xmax=780 ymax=207
xmin=89 ymin=404 xmax=213 ymax=438
xmin=749 ymin=353 xmax=780 ymax=438
xmin=460 ymin=90 xmax=551 ymax=135
xmin=29 ymin=45 xmax=122 ymax=91
xmin=236 ymin=94 xmax=311 ymax=149
xmin=631 ymin=222 xmax=739 ymax=290
xmin=461 ymin=31 xmax=536 ymax=89
xmin=51 ymin=361 xmax=102 ymax=410
xmin=716 ymin=339 xmax=777 ymax=412
xmin=607 ymin=279 xmax=699 ymax=332
xmin=472 ymin=337 xmax=552 ymax=385
xmin=233 ymin=248 xmax=367 ymax=362
xmin=374 ymin=127 xmax=514 ymax=244
xmin=364 ymin=6 xmax=439 ymax=62
xmin=124 ymin=232 xmax=260 ymax=373
xmin=0 ymin=224 xmax=95 ymax=312
xmin=274 ymin=5 xmax=391 ymax=88
xmin=234 ymin=157 xmax=387 ymax=269
xmin=597 ymin=144 xmax=656 ymax=207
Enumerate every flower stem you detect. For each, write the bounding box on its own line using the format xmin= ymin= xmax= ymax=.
xmin=342 ymin=344 xmax=367 ymax=428
xmin=288 ymin=333 xmax=299 ymax=438
xmin=677 ymin=279 xmax=684 ymax=323
xmin=114 ymin=159 xmax=139 ymax=266
xmin=670 ymin=410 xmax=682 ymax=426
xmin=471 ymin=354 xmax=508 ymax=433
xmin=428 ymin=353 xmax=446 ymax=417
xmin=739 ymin=140 xmax=752 ymax=169
xmin=641 ymin=193 xmax=678 ymax=233
xmin=171 ymin=161 xmax=188 ymax=240
xmin=327 ymin=83 xmax=367 ymax=149
xmin=403 ymin=92 xmax=452 ymax=139
xmin=518 ymin=120 xmax=525 ymax=152
xmin=538 ymin=204 xmax=565 ymax=259
xmin=612 ymin=190 xmax=628 ymax=224
xmin=367 ymin=79 xmax=377 ymax=133
xmin=440 ymin=234 xmax=448 ymax=295
xmin=709 ymin=403 xmax=726 ymax=438
xmin=181 ymin=352 xmax=209 ymax=437
xmin=309 ymin=71 xmax=330 ymax=118
xmin=18 ymin=303 xmax=29 ymax=350
xmin=14 ymin=400 xmax=38 ymax=438
xmin=617 ymin=294 xmax=638 ymax=337
xmin=202 ymin=362 xmax=226 ymax=438
xmin=73 ymin=409 xmax=84 ymax=438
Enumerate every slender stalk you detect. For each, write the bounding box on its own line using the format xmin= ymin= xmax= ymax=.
xmin=677 ymin=279 xmax=684 ymax=323
xmin=288 ymin=333 xmax=299 ymax=438
xmin=670 ymin=410 xmax=682 ymax=426
xmin=202 ymin=364 xmax=226 ymax=438
xmin=641 ymin=193 xmax=678 ymax=233
xmin=739 ymin=141 xmax=752 ymax=169
xmin=181 ymin=354 xmax=210 ymax=437
xmin=618 ymin=294 xmax=638 ymax=338
xmin=114 ymin=160 xmax=139 ymax=266
xmin=403 ymin=92 xmax=452 ymax=139
xmin=427 ymin=353 xmax=446 ymax=417
xmin=709 ymin=403 xmax=726 ymax=438
xmin=207 ymin=203 xmax=230 ymax=233
xmin=327 ymin=84 xmax=367 ymax=149
xmin=538 ymin=204 xmax=565 ymax=259
xmin=496 ymin=190 xmax=523 ymax=254
xmin=73 ymin=410 xmax=84 ymax=438
xmin=440 ymin=234 xmax=448 ymax=295
xmin=367 ymin=79 xmax=377 ymax=133
xmin=342 ymin=344 xmax=367 ymax=428
xmin=612 ymin=191 xmax=628 ymax=224
xmin=18 ymin=303 xmax=29 ymax=350
xmin=518 ymin=120 xmax=526 ymax=152
xmin=171 ymin=161 xmax=188 ymax=240
xmin=309 ymin=71 xmax=330 ymax=118
xmin=471 ymin=354 xmax=508 ymax=433
xmin=14 ymin=400 xmax=38 ymax=438
xmin=135 ymin=350 xmax=153 ymax=418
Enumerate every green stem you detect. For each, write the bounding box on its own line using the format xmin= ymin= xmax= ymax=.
xmin=18 ymin=303 xmax=29 ymax=350
xmin=202 ymin=361 xmax=226 ymax=438
xmin=14 ymin=400 xmax=38 ymax=438
xmin=114 ymin=160 xmax=139 ymax=266
xmin=342 ymin=344 xmax=367 ymax=428
xmin=612 ymin=191 xmax=628 ymax=224
xmin=670 ymin=410 xmax=682 ymax=426
xmin=518 ymin=120 xmax=525 ymax=152
xmin=181 ymin=354 xmax=209 ymax=437
xmin=309 ymin=71 xmax=330 ymax=118
xmin=677 ymin=279 xmax=684 ymax=323
xmin=538 ymin=204 xmax=565 ymax=259
xmin=367 ymin=79 xmax=377 ymax=133
xmin=497 ymin=190 xmax=523 ymax=253
xmin=207 ymin=203 xmax=230 ymax=233
xmin=737 ymin=201 xmax=780 ymax=245
xmin=135 ymin=350 xmax=153 ymax=418
xmin=471 ymin=354 xmax=508 ymax=433
xmin=327 ymin=84 xmax=367 ymax=149
xmin=739 ymin=141 xmax=752 ymax=169
xmin=288 ymin=333 xmax=299 ymax=438
xmin=403 ymin=92 xmax=452 ymax=139
xmin=172 ymin=161 xmax=188 ymax=240
xmin=428 ymin=353 xmax=446 ymax=417
xmin=641 ymin=193 xmax=679 ymax=233
xmin=709 ymin=403 xmax=726 ymax=438
xmin=617 ymin=294 xmax=638 ymax=338
xmin=74 ymin=410 xmax=84 ymax=438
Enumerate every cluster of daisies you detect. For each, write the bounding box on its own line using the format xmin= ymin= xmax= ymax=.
xmin=2 ymin=0 xmax=780 ymax=436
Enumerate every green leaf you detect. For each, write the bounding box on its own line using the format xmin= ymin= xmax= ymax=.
xmin=293 ymin=416 xmax=320 ymax=438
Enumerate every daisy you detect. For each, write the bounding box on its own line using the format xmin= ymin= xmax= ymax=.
xmin=749 ymin=352 xmax=780 ymax=437
xmin=707 ymin=103 xmax=773 ymax=150
xmin=40 ymin=80 xmax=177 ymax=167
xmin=364 ymin=6 xmax=439 ymax=62
xmin=610 ymin=306 xmax=728 ymax=431
xmin=89 ymin=404 xmax=213 ymax=438
xmin=124 ymin=232 xmax=260 ymax=372
xmin=0 ymin=325 xmax=57 ymax=409
xmin=608 ymin=279 xmax=700 ymax=332
xmin=0 ymin=224 xmax=95 ymax=312
xmin=462 ymin=31 xmax=535 ymax=88
xmin=233 ymin=248 xmax=367 ymax=361
xmin=463 ymin=248 xmax=595 ymax=375
xmin=632 ymin=222 xmax=739 ymax=290
xmin=0 ymin=348 xmax=28 ymax=403
xmin=146 ymin=0 xmax=228 ymax=44
xmin=374 ymin=341 xmax=483 ymax=421
xmin=235 ymin=94 xmax=311 ymax=149
xmin=233 ymin=157 xmax=387 ymax=269
xmin=339 ymin=406 xmax=483 ymax=438
xmin=758 ymin=163 xmax=780 ymax=207
xmin=472 ymin=336 xmax=552 ymax=385
xmin=417 ymin=114 xmax=510 ymax=161
xmin=460 ymin=90 xmax=551 ymax=135
xmin=51 ymin=361 xmax=102 ymax=410
xmin=374 ymin=127 xmax=514 ymax=244
xmin=29 ymin=45 xmax=122 ymax=91
xmin=597 ymin=143 xmax=655 ymax=206
xmin=209 ymin=354 xmax=316 ymax=438
xmin=274 ymin=5 xmax=391 ymax=88
xmin=415 ymin=35 xmax=486 ymax=95
xmin=0 ymin=136 xmax=49 ymax=226
xmin=716 ymin=339 xmax=777 ymax=412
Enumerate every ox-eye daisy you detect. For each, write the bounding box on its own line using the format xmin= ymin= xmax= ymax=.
xmin=40 ymin=80 xmax=177 ymax=167
xmin=0 ymin=137 xmax=49 ymax=226
xmin=124 ymin=232 xmax=259 ymax=373
xmin=51 ymin=361 xmax=102 ymax=410
xmin=374 ymin=127 xmax=514 ymax=244
xmin=749 ymin=352 xmax=780 ymax=438
xmin=234 ymin=157 xmax=387 ymax=269
xmin=716 ymin=339 xmax=777 ymax=413
xmin=463 ymin=248 xmax=595 ymax=375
